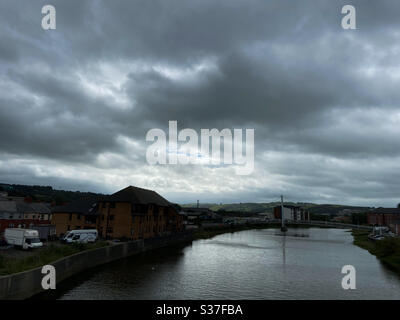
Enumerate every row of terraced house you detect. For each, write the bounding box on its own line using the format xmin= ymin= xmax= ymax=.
xmin=0 ymin=192 xmax=52 ymax=234
xmin=51 ymin=186 xmax=184 ymax=239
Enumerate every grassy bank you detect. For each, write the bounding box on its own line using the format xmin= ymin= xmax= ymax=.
xmin=0 ymin=241 xmax=109 ymax=276
xmin=352 ymin=230 xmax=400 ymax=275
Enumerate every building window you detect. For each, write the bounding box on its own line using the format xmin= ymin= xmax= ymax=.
xmin=9 ymin=223 xmax=14 ymax=228
xmin=85 ymin=216 xmax=97 ymax=224
xmin=102 ymin=203 xmax=106 ymax=208
xmin=107 ymin=227 xmax=113 ymax=234
xmin=69 ymin=214 xmax=72 ymax=221
xmin=75 ymin=226 xmax=81 ymax=229
xmin=67 ymin=225 xmax=71 ymax=231
xmin=109 ymin=215 xmax=115 ymax=221
xmin=110 ymin=202 xmax=116 ymax=208
xmin=77 ymin=214 xmax=81 ymax=220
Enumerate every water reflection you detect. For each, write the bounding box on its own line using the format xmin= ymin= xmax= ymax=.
xmin=36 ymin=228 xmax=400 ymax=300
xmin=282 ymin=233 xmax=286 ymax=268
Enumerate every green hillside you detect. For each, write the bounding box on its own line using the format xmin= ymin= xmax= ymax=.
xmin=182 ymin=202 xmax=371 ymax=215
xmin=1 ymin=182 xmax=372 ymax=215
xmin=0 ymin=183 xmax=103 ymax=204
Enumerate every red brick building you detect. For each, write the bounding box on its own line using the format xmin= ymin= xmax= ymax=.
xmin=367 ymin=208 xmax=400 ymax=235
xmin=0 ymin=200 xmax=52 ymax=235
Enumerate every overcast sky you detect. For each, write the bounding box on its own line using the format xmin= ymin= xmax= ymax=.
xmin=1 ymin=0 xmax=400 ymax=206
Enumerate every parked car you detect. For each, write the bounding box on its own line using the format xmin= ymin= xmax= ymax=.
xmin=4 ymin=228 xmax=43 ymax=250
xmin=61 ymin=229 xmax=98 ymax=244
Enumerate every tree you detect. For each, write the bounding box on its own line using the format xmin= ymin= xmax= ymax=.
xmin=397 ymin=203 xmax=400 ymax=209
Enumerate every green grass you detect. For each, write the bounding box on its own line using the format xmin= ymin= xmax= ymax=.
xmin=0 ymin=241 xmax=109 ymax=276
xmin=352 ymin=230 xmax=400 ymax=275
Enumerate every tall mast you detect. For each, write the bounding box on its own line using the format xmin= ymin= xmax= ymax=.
xmin=281 ymin=195 xmax=284 ymax=228
xmin=281 ymin=195 xmax=287 ymax=232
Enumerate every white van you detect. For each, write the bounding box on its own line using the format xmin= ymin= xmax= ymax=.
xmin=62 ymin=229 xmax=98 ymax=244
xmin=5 ymin=228 xmax=43 ymax=250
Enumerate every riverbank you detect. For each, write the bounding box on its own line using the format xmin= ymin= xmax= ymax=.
xmin=40 ymin=227 xmax=400 ymax=300
xmin=0 ymin=224 xmax=242 ymax=276
xmin=352 ymin=229 xmax=400 ymax=275
xmin=0 ymin=242 xmax=109 ymax=276
xmin=0 ymin=232 xmax=193 ymax=299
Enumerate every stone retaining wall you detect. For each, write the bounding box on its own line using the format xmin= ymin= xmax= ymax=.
xmin=0 ymin=231 xmax=193 ymax=299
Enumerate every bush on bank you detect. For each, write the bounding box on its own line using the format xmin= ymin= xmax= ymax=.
xmin=352 ymin=230 xmax=400 ymax=274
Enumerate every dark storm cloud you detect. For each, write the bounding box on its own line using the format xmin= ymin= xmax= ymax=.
xmin=0 ymin=0 xmax=400 ymax=204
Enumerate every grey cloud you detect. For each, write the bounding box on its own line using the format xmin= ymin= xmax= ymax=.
xmin=0 ymin=0 xmax=400 ymax=205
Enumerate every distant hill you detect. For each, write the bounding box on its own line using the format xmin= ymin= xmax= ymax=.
xmin=182 ymin=202 xmax=371 ymax=215
xmin=0 ymin=183 xmax=104 ymax=204
xmin=0 ymin=182 xmax=372 ymax=215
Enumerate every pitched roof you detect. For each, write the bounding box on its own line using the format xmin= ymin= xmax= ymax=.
xmin=15 ymin=201 xmax=35 ymax=213
xmin=52 ymin=197 xmax=101 ymax=215
xmin=51 ymin=186 xmax=171 ymax=215
xmin=0 ymin=200 xmax=52 ymax=214
xmin=30 ymin=202 xmax=51 ymax=214
xmin=105 ymin=186 xmax=171 ymax=206
xmin=0 ymin=200 xmax=17 ymax=213
xmin=370 ymin=207 xmax=400 ymax=214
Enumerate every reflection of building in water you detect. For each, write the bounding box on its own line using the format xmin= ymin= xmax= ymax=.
xmin=282 ymin=233 xmax=286 ymax=268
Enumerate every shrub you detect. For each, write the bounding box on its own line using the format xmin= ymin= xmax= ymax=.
xmin=376 ymin=238 xmax=400 ymax=257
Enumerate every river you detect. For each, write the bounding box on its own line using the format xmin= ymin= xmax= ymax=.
xmin=38 ymin=227 xmax=400 ymax=300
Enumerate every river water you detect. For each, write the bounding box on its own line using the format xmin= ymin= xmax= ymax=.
xmin=40 ymin=228 xmax=400 ymax=300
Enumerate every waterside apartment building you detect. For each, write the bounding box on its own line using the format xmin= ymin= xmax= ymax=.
xmin=273 ymin=205 xmax=310 ymax=221
xmin=51 ymin=186 xmax=184 ymax=239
